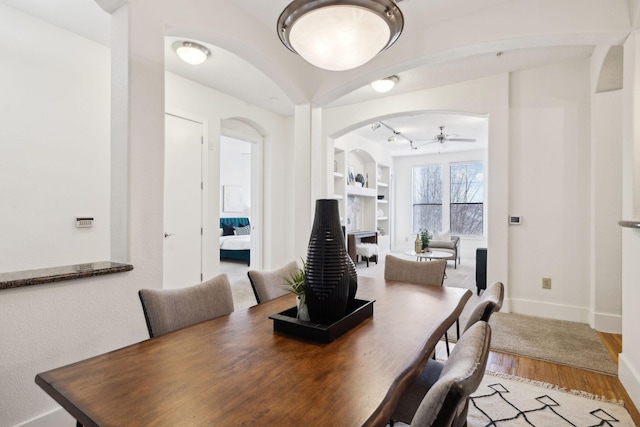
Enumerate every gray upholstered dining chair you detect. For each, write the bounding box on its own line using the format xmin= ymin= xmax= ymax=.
xmin=391 ymin=321 xmax=492 ymax=427
xmin=462 ymin=281 xmax=504 ymax=332
xmin=385 ymin=254 xmax=453 ymax=354
xmin=384 ymin=254 xmax=446 ymax=286
xmin=247 ymin=260 xmax=299 ymax=304
xmin=138 ymin=273 xmax=234 ymax=338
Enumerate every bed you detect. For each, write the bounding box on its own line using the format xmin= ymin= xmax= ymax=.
xmin=220 ymin=217 xmax=251 ymax=265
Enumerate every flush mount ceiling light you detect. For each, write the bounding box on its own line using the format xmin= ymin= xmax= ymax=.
xmin=172 ymin=41 xmax=210 ymax=65
xmin=277 ymin=0 xmax=404 ymax=71
xmin=371 ymin=75 xmax=399 ymax=93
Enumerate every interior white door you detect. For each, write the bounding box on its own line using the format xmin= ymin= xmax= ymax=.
xmin=164 ymin=114 xmax=203 ymax=289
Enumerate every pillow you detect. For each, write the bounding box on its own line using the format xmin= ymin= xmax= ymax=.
xmin=219 ymin=228 xmax=224 ymax=236
xmin=234 ymin=225 xmax=251 ymax=235
xmin=222 ymin=223 xmax=235 ymax=236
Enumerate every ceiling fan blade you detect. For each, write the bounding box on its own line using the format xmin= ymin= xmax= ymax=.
xmin=447 ymin=138 xmax=476 ymax=142
xmin=414 ymin=139 xmax=438 ymax=144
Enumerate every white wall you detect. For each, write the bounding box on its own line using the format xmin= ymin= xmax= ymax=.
xmin=0 ymin=7 xmax=296 ymax=427
xmin=323 ymin=74 xmax=511 ymax=309
xmin=393 ymin=150 xmax=488 ymax=259
xmin=0 ymin=4 xmax=111 ymax=272
xmin=619 ymin=30 xmax=640 ymax=413
xmin=508 ymin=58 xmax=593 ymax=321
xmin=220 ymin=136 xmax=252 ymax=217
xmin=165 ymin=72 xmax=293 ymax=273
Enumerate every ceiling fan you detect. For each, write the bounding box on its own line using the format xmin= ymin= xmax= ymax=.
xmin=416 ymin=126 xmax=477 ymax=146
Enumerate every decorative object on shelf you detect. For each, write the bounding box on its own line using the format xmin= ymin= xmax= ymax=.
xmin=355 ymin=173 xmax=365 ymax=187
xmin=377 ymin=194 xmax=385 ymax=200
xmin=365 ymin=173 xmax=369 ymax=188
xmin=347 ymin=165 xmax=355 ymax=184
xmin=305 ymin=199 xmax=352 ymax=324
xmin=377 ymin=208 xmax=384 ymax=218
xmin=283 ymin=259 xmax=310 ymax=321
xmin=420 ymin=228 xmax=432 ymax=251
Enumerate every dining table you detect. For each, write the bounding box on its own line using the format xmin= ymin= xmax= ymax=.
xmin=35 ymin=275 xmax=471 ymax=427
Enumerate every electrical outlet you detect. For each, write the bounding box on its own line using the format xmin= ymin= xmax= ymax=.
xmin=542 ymin=277 xmax=551 ymax=289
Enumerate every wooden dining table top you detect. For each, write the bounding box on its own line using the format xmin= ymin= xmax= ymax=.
xmin=36 ymin=275 xmax=471 ymax=427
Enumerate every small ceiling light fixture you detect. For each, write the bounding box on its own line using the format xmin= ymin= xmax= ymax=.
xmin=371 ymin=75 xmax=399 ymax=93
xmin=277 ymin=0 xmax=404 ymax=71
xmin=172 ymin=41 xmax=210 ymax=65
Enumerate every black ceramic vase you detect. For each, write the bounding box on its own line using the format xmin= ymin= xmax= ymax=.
xmin=346 ymin=253 xmax=358 ymax=309
xmin=305 ymin=199 xmax=351 ymax=324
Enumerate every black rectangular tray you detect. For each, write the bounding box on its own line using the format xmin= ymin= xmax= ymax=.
xmin=269 ymin=298 xmax=374 ymax=343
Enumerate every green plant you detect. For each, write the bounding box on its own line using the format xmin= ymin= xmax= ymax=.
xmin=419 ymin=228 xmax=432 ymax=246
xmin=283 ymin=258 xmax=306 ymax=295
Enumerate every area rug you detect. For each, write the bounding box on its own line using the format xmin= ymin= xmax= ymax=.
xmin=468 ymin=372 xmax=634 ymax=426
xmin=390 ymin=372 xmax=634 ymax=427
xmin=448 ymin=305 xmax=618 ymax=376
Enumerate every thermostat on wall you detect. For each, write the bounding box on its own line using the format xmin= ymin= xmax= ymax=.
xmin=509 ymin=216 xmax=522 ymax=225
xmin=76 ymin=217 xmax=94 ymax=228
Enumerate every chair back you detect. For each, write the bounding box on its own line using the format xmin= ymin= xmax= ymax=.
xmin=247 ymin=261 xmax=299 ymax=304
xmin=411 ymin=321 xmax=492 ymax=426
xmin=463 ymin=281 xmax=504 ymax=332
xmin=384 ymin=254 xmax=446 ymax=286
xmin=139 ymin=274 xmax=234 ymax=338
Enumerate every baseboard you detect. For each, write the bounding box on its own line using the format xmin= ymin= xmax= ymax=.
xmin=508 ymin=298 xmax=589 ymax=323
xmin=18 ymin=407 xmax=74 ymax=427
xmin=508 ymin=298 xmax=623 ymax=333
xmin=619 ymin=353 xmax=640 ymax=411
xmin=592 ymin=311 xmax=622 ymax=334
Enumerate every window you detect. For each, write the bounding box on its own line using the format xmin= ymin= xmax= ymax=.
xmin=450 ymin=162 xmax=483 ymax=235
xmin=412 ymin=165 xmax=442 ymax=233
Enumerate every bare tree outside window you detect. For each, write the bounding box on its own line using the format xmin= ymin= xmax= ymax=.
xmin=412 ymin=165 xmax=442 ymax=233
xmin=450 ymin=162 xmax=483 ymax=235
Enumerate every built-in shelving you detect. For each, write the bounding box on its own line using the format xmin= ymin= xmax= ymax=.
xmin=333 ymin=147 xmax=346 ymax=220
xmin=376 ymin=164 xmax=391 ymax=252
xmin=332 ymin=146 xmax=392 ymax=254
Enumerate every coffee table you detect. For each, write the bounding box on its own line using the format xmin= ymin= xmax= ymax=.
xmin=405 ymin=250 xmax=453 ymax=277
xmin=405 ymin=250 xmax=453 ymax=262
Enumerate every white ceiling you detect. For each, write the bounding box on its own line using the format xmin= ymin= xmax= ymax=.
xmin=2 ymin=0 xmax=634 ymax=155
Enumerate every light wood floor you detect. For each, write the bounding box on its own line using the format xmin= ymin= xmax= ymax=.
xmin=435 ymin=332 xmax=640 ymax=425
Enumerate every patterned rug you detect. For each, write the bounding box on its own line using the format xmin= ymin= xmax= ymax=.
xmin=468 ymin=372 xmax=634 ymax=426
xmin=391 ymin=372 xmax=634 ymax=427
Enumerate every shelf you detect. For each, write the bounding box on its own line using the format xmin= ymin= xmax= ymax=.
xmin=334 ymin=172 xmax=344 ymax=178
xmin=377 ymin=199 xmax=388 ymax=204
xmin=346 ymin=186 xmax=376 ymax=197
xmin=377 ymin=182 xmax=388 ymax=188
xmin=377 ymin=216 xmax=388 ymax=221
xmin=333 ymin=194 xmax=344 ymax=200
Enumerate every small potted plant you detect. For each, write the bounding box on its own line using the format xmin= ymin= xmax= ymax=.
xmin=283 ymin=259 xmax=310 ymax=321
xmin=419 ymin=228 xmax=432 ymax=252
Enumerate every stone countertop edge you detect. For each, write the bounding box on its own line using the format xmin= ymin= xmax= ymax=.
xmin=0 ymin=261 xmax=134 ymax=290
xmin=618 ymin=220 xmax=640 ymax=229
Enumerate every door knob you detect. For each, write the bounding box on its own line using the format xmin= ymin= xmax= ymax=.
xmin=164 ymin=232 xmax=174 ymax=238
